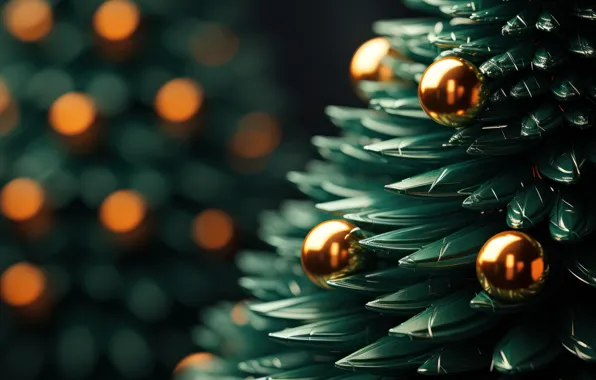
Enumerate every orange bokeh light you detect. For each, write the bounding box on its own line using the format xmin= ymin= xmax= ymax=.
xmin=49 ymin=92 xmax=97 ymax=136
xmin=230 ymin=112 xmax=281 ymax=159
xmin=191 ymin=209 xmax=233 ymax=250
xmin=174 ymin=352 xmax=215 ymax=374
xmin=99 ymin=190 xmax=146 ymax=233
xmin=1 ymin=262 xmax=47 ymax=307
xmin=93 ymin=0 xmax=140 ymax=41
xmin=2 ymin=0 xmax=53 ymax=42
xmin=155 ymin=78 xmax=204 ymax=123
xmin=1 ymin=178 xmax=45 ymax=222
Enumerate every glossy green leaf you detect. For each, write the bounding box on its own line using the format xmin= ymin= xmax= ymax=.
xmin=366 ymin=277 xmax=469 ymax=316
xmin=468 ymin=123 xmax=537 ymax=156
xmin=269 ymin=313 xmax=390 ymax=351
xmin=238 ymin=276 xmax=316 ymax=301
xmin=521 ymin=103 xmax=563 ymax=137
xmin=470 ymin=290 xmax=549 ymax=314
xmin=326 ymin=267 xmax=426 ymax=294
xmin=552 ymin=71 xmax=583 ymax=102
xmin=470 ymin=2 xmax=528 ymax=24
xmin=386 ymin=158 xmax=505 ymax=198
xmin=248 ymin=292 xmax=368 ymax=322
xmin=563 ymin=101 xmax=595 ymax=129
xmin=533 ymin=39 xmax=568 ymax=71
xmin=493 ymin=316 xmax=561 ymax=374
xmin=334 ymin=336 xmax=435 ymax=375
xmin=389 ymin=288 xmax=495 ymax=342
xmin=463 ymin=167 xmax=530 ymax=210
xmin=506 ymin=180 xmax=555 ymax=230
xmin=359 ymin=215 xmax=479 ymax=258
xmin=560 ymin=302 xmax=596 ymax=361
xmin=238 ymin=351 xmax=335 ymax=376
xmin=510 ymin=73 xmax=551 ymax=99
xmin=480 ymin=41 xmax=536 ymax=78
xmin=549 ymin=192 xmax=596 ymax=242
xmin=398 ymin=220 xmax=505 ymax=272
xmin=563 ymin=240 xmax=596 ymax=287
xmin=418 ymin=340 xmax=493 ymax=375
xmin=503 ymin=7 xmax=541 ymax=36
xmin=535 ymin=138 xmax=586 ymax=184
xmin=268 ymin=363 xmax=344 ymax=380
xmin=569 ymin=31 xmax=596 ymax=58
xmin=536 ymin=7 xmax=565 ymax=33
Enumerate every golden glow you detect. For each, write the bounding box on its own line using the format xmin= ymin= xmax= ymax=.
xmin=420 ymin=58 xmax=462 ymax=89
xmin=174 ymin=352 xmax=215 ymax=374
xmin=304 ymin=220 xmax=352 ymax=252
xmin=350 ymin=37 xmax=391 ymax=79
xmin=231 ymin=302 xmax=248 ymax=325
xmin=1 ymin=178 xmax=45 ymax=222
xmin=191 ymin=23 xmax=239 ymax=66
xmin=477 ymin=234 xmax=521 ymax=264
xmin=191 ymin=209 xmax=234 ymax=250
xmin=99 ymin=190 xmax=146 ymax=233
xmin=418 ymin=56 xmax=486 ymax=127
xmin=531 ymin=258 xmax=544 ymax=281
xmin=1 ymin=262 xmax=46 ymax=307
xmin=230 ymin=112 xmax=282 ymax=159
xmin=49 ymin=92 xmax=97 ymax=136
xmin=93 ymin=0 xmax=140 ymax=41
xmin=300 ymin=220 xmax=361 ymax=288
xmin=476 ymin=231 xmax=548 ymax=302
xmin=155 ymin=78 xmax=204 ymax=123
xmin=3 ymin=0 xmax=53 ymax=42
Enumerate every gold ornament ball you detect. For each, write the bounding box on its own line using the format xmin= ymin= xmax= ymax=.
xmin=301 ymin=220 xmax=362 ymax=289
xmin=418 ymin=56 xmax=487 ymax=127
xmin=476 ymin=231 xmax=549 ymax=302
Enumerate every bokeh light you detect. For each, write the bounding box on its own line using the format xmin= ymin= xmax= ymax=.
xmin=49 ymin=92 xmax=97 ymax=136
xmin=155 ymin=78 xmax=204 ymax=123
xmin=191 ymin=23 xmax=239 ymax=66
xmin=174 ymin=352 xmax=214 ymax=374
xmin=1 ymin=262 xmax=47 ymax=307
xmin=93 ymin=0 xmax=141 ymax=42
xmin=2 ymin=0 xmax=53 ymax=42
xmin=99 ymin=190 xmax=147 ymax=233
xmin=230 ymin=112 xmax=282 ymax=159
xmin=191 ymin=209 xmax=233 ymax=250
xmin=1 ymin=178 xmax=45 ymax=222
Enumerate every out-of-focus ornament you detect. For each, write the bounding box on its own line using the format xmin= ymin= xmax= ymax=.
xmin=301 ymin=220 xmax=363 ymax=288
xmin=418 ymin=56 xmax=487 ymax=127
xmin=350 ymin=37 xmax=400 ymax=99
xmin=350 ymin=37 xmax=396 ymax=83
xmin=476 ymin=231 xmax=549 ymax=302
xmin=0 ymin=262 xmax=47 ymax=307
xmin=155 ymin=78 xmax=204 ymax=124
xmin=99 ymin=190 xmax=147 ymax=234
xmin=1 ymin=178 xmax=45 ymax=222
xmin=2 ymin=0 xmax=53 ymax=42
xmin=191 ymin=209 xmax=234 ymax=251
xmin=93 ymin=0 xmax=140 ymax=42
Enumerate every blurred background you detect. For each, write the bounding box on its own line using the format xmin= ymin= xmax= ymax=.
xmin=0 ymin=1 xmax=416 ymax=379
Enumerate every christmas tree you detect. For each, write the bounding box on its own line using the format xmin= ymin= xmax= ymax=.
xmin=0 ymin=0 xmax=302 ymax=379
xmin=184 ymin=0 xmax=596 ymax=379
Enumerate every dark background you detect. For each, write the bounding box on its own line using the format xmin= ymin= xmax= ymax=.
xmin=255 ymin=0 xmax=419 ymax=139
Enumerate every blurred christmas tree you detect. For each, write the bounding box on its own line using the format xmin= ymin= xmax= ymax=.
xmin=0 ymin=0 xmax=305 ymax=379
xmin=184 ymin=1 xmax=596 ymax=379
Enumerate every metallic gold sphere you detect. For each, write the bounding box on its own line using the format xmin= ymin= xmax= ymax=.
xmin=476 ymin=231 xmax=549 ymax=302
xmin=301 ymin=220 xmax=362 ymax=289
xmin=418 ymin=56 xmax=487 ymax=127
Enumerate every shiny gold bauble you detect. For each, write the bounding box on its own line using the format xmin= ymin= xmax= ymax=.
xmin=301 ymin=220 xmax=363 ymax=289
xmin=476 ymin=231 xmax=549 ymax=302
xmin=418 ymin=56 xmax=487 ymax=127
